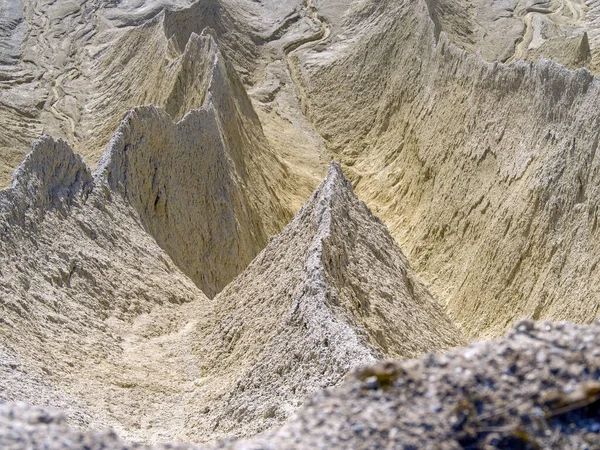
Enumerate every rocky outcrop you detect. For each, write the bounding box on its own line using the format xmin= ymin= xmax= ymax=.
xmin=232 ymin=320 xmax=600 ymax=449
xmin=185 ymin=163 xmax=463 ymax=441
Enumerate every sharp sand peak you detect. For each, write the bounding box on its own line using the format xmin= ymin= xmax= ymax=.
xmin=157 ymin=162 xmax=463 ymax=442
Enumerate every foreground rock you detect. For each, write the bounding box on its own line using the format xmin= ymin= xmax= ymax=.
xmin=184 ymin=162 xmax=463 ymax=441
xmin=239 ymin=320 xmax=600 ymax=449
xmin=3 ymin=321 xmax=599 ymax=449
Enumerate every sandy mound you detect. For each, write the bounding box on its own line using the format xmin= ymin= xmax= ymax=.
xmin=184 ymin=162 xmax=463 ymax=441
xmin=0 ymin=134 xmax=208 ymax=436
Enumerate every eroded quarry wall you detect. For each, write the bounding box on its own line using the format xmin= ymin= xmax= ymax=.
xmin=297 ymin=0 xmax=600 ymax=338
xmin=0 ymin=0 xmax=262 ymax=186
xmin=3 ymin=0 xmax=600 ymax=447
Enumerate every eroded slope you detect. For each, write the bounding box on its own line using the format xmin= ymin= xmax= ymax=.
xmin=293 ymin=0 xmax=600 ymax=338
xmin=426 ymin=0 xmax=596 ymax=71
xmin=96 ymin=31 xmax=293 ymax=297
xmin=4 ymin=0 xmax=600 ymax=446
xmin=0 ymin=110 xmax=292 ymax=443
xmin=0 ymin=0 xmax=270 ymax=185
